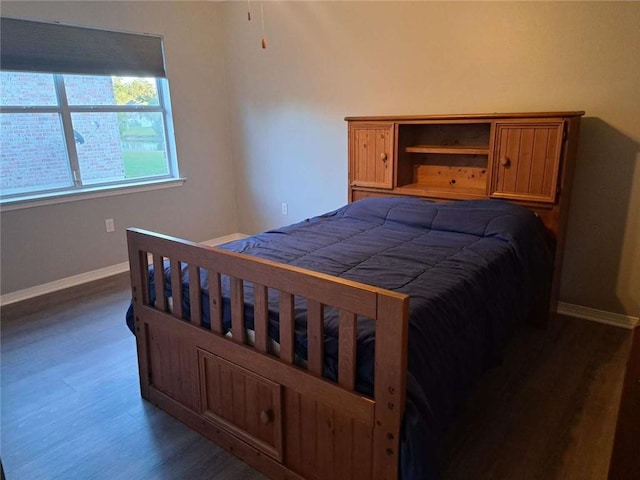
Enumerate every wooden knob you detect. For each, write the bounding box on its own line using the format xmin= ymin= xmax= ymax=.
xmin=500 ymin=157 xmax=511 ymax=167
xmin=260 ymin=409 xmax=272 ymax=425
xmin=380 ymin=152 xmax=388 ymax=162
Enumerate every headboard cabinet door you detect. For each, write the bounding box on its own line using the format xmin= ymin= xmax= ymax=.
xmin=349 ymin=122 xmax=394 ymax=189
xmin=490 ymin=120 xmax=565 ymax=203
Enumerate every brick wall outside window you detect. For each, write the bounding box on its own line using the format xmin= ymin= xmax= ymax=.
xmin=1 ymin=73 xmax=125 ymax=192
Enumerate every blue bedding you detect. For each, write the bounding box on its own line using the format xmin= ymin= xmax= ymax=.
xmin=126 ymin=196 xmax=553 ymax=479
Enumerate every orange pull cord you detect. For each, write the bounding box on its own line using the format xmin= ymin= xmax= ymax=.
xmin=261 ymin=1 xmax=267 ymax=49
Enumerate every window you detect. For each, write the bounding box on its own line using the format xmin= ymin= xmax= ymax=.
xmin=0 ymin=18 xmax=180 ymax=206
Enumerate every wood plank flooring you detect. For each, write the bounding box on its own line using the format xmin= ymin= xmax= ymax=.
xmin=442 ymin=311 xmax=631 ymax=480
xmin=0 ymin=274 xmax=631 ymax=479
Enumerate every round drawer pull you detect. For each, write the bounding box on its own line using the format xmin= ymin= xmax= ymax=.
xmin=260 ymin=409 xmax=273 ymax=425
xmin=380 ymin=152 xmax=388 ymax=162
xmin=500 ymin=157 xmax=511 ymax=167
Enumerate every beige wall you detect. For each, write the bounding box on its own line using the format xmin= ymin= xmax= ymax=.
xmin=1 ymin=2 xmax=638 ymax=319
xmin=221 ymin=1 xmax=639 ymax=318
xmin=0 ymin=1 xmax=238 ymax=293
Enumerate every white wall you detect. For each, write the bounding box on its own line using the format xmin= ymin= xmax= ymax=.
xmin=0 ymin=1 xmax=237 ymax=293
xmin=1 ymin=1 xmax=638 ymax=319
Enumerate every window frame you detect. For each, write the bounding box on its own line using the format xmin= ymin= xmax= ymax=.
xmin=0 ymin=71 xmax=182 ymax=208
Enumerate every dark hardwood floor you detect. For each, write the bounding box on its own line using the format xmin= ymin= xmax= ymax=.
xmin=0 ymin=274 xmax=631 ymax=479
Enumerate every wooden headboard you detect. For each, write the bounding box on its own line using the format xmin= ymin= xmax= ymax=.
xmin=345 ymin=111 xmax=584 ymax=318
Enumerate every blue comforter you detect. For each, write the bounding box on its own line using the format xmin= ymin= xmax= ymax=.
xmin=126 ymin=196 xmax=553 ymax=479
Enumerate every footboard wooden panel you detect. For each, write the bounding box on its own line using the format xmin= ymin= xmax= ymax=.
xmin=127 ymin=228 xmax=409 ymax=480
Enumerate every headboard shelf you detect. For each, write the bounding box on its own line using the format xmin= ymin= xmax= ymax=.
xmin=404 ymin=145 xmax=490 ymax=155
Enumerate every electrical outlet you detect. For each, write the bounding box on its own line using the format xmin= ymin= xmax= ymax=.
xmin=105 ymin=218 xmax=115 ymax=233
xmin=281 ymin=203 xmax=288 ymax=215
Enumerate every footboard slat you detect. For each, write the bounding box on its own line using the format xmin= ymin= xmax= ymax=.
xmin=188 ymin=265 xmax=202 ymax=326
xmin=254 ymin=283 xmax=269 ymax=353
xmin=338 ymin=310 xmax=357 ymax=390
xmin=307 ymin=300 xmax=324 ymax=375
xmin=231 ymin=277 xmax=246 ymax=344
xmin=208 ymin=270 xmax=223 ymax=333
xmin=153 ymin=255 xmax=167 ymax=312
xmin=279 ymin=291 xmax=295 ymax=364
xmin=170 ymin=259 xmax=183 ymax=319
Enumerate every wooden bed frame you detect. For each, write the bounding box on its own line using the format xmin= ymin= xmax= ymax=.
xmin=127 ymin=111 xmax=583 ymax=479
xmin=127 ymin=229 xmax=408 ymax=480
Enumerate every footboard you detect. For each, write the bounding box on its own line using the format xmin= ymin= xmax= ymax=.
xmin=127 ymin=228 xmax=409 ymax=480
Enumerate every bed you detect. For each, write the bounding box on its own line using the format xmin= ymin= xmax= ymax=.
xmin=126 ymin=196 xmax=553 ymax=479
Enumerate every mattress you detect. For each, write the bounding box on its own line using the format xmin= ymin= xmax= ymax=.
xmin=126 ymin=196 xmax=553 ymax=478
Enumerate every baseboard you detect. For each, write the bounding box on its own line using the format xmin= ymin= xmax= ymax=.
xmin=557 ymin=302 xmax=639 ymax=329
xmin=200 ymin=233 xmax=248 ymax=247
xmin=0 ymin=233 xmax=249 ymax=307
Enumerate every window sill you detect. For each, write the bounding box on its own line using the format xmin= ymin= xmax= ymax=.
xmin=0 ymin=177 xmax=187 ymax=212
